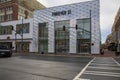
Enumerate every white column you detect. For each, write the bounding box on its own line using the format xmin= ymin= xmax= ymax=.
xmin=48 ymin=22 xmax=55 ymax=53
xmin=69 ymin=19 xmax=77 ymax=53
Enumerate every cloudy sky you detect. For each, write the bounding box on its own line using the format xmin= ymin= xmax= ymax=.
xmin=37 ymin=0 xmax=120 ymax=43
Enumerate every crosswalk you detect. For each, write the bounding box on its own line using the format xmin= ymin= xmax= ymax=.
xmin=73 ymin=57 xmax=120 ymax=80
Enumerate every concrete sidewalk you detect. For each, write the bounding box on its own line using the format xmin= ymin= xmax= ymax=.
xmin=12 ymin=50 xmax=119 ymax=58
xmin=95 ymin=49 xmax=120 ymax=57
xmin=102 ymin=49 xmax=118 ymax=57
xmin=12 ymin=52 xmax=94 ymax=57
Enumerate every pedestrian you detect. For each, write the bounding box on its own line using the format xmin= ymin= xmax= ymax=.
xmin=100 ymin=48 xmax=104 ymax=55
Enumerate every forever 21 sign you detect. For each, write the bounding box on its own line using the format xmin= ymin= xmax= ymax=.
xmin=52 ymin=10 xmax=71 ymax=16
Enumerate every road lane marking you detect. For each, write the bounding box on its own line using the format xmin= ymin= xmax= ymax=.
xmin=88 ymin=66 xmax=120 ymax=70
xmin=92 ymin=62 xmax=115 ymax=64
xmin=90 ymin=63 xmax=119 ymax=67
xmin=112 ymin=58 xmax=120 ymax=66
xmin=78 ymin=78 xmax=91 ymax=80
xmin=85 ymin=71 xmax=120 ymax=75
xmin=74 ymin=78 xmax=90 ymax=80
xmin=73 ymin=57 xmax=96 ymax=80
xmin=92 ymin=61 xmax=115 ymax=64
xmin=83 ymin=71 xmax=120 ymax=77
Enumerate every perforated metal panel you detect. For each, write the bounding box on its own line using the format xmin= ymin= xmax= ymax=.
xmin=34 ymin=0 xmax=100 ymax=54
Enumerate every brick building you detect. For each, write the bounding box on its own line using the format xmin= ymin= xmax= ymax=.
xmin=106 ymin=8 xmax=120 ymax=51
xmin=0 ymin=0 xmax=45 ymax=22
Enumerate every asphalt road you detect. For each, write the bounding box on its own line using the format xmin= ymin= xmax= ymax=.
xmin=0 ymin=55 xmax=93 ymax=80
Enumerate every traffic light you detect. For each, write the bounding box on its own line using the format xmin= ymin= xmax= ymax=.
xmin=63 ymin=25 xmax=65 ymax=31
xmin=11 ymin=26 xmax=14 ymax=30
xmin=76 ymin=24 xmax=78 ymax=30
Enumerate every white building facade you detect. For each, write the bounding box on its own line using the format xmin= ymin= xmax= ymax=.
xmin=0 ymin=19 xmax=37 ymax=52
xmin=34 ymin=0 xmax=100 ymax=54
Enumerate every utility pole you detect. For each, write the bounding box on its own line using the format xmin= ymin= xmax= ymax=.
xmin=15 ymin=33 xmax=17 ymax=52
xmin=90 ymin=10 xmax=92 ymax=54
xmin=21 ymin=18 xmax=23 ymax=53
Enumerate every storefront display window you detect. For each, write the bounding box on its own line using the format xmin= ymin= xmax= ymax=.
xmin=54 ymin=20 xmax=69 ymax=53
xmin=38 ymin=23 xmax=48 ymax=53
xmin=77 ymin=18 xmax=91 ymax=53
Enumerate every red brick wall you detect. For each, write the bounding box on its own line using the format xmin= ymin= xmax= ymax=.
xmin=12 ymin=4 xmax=18 ymax=20
xmin=0 ymin=0 xmax=18 ymax=22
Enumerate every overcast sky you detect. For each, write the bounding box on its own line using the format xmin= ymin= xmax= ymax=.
xmin=37 ymin=0 xmax=120 ymax=43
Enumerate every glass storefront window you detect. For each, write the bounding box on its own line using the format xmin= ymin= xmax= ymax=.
xmin=38 ymin=23 xmax=48 ymax=53
xmin=54 ymin=20 xmax=70 ymax=53
xmin=16 ymin=42 xmax=29 ymax=52
xmin=77 ymin=18 xmax=91 ymax=53
xmin=77 ymin=18 xmax=90 ymax=39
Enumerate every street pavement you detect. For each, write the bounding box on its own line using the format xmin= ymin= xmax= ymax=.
xmin=0 ymin=55 xmax=93 ymax=80
xmin=0 ymin=54 xmax=120 ymax=80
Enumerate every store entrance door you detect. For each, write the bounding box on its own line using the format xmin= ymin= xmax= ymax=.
xmin=77 ymin=39 xmax=90 ymax=53
xmin=16 ymin=42 xmax=29 ymax=53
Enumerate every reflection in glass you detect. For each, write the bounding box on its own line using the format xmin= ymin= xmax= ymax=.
xmin=55 ymin=20 xmax=69 ymax=53
xmin=77 ymin=18 xmax=91 ymax=53
xmin=38 ymin=23 xmax=48 ymax=53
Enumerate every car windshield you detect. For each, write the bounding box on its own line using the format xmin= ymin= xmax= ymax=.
xmin=0 ymin=46 xmax=8 ymax=49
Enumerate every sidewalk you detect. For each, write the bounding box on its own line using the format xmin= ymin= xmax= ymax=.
xmin=94 ymin=49 xmax=116 ymax=57
xmin=12 ymin=52 xmax=93 ymax=57
xmin=12 ymin=50 xmax=119 ymax=57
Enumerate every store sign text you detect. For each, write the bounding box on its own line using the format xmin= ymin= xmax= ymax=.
xmin=52 ymin=10 xmax=71 ymax=16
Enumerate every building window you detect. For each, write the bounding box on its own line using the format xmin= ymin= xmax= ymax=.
xmin=7 ymin=14 xmax=12 ymax=20
xmin=18 ymin=15 xmax=24 ymax=20
xmin=19 ymin=8 xmax=24 ymax=14
xmin=77 ymin=18 xmax=91 ymax=39
xmin=16 ymin=23 xmax=30 ymax=34
xmin=0 ymin=15 xmax=4 ymax=21
xmin=29 ymin=13 xmax=33 ymax=18
xmin=0 ymin=8 xmax=4 ymax=13
xmin=0 ymin=0 xmax=12 ymax=3
xmin=54 ymin=20 xmax=70 ymax=53
xmin=38 ymin=23 xmax=48 ymax=53
xmin=77 ymin=18 xmax=91 ymax=53
xmin=6 ymin=7 xmax=12 ymax=12
xmin=0 ymin=25 xmax=13 ymax=35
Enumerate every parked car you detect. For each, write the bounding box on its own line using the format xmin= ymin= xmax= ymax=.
xmin=0 ymin=45 xmax=12 ymax=57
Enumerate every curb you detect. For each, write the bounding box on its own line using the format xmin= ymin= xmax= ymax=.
xmin=12 ymin=52 xmax=120 ymax=57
